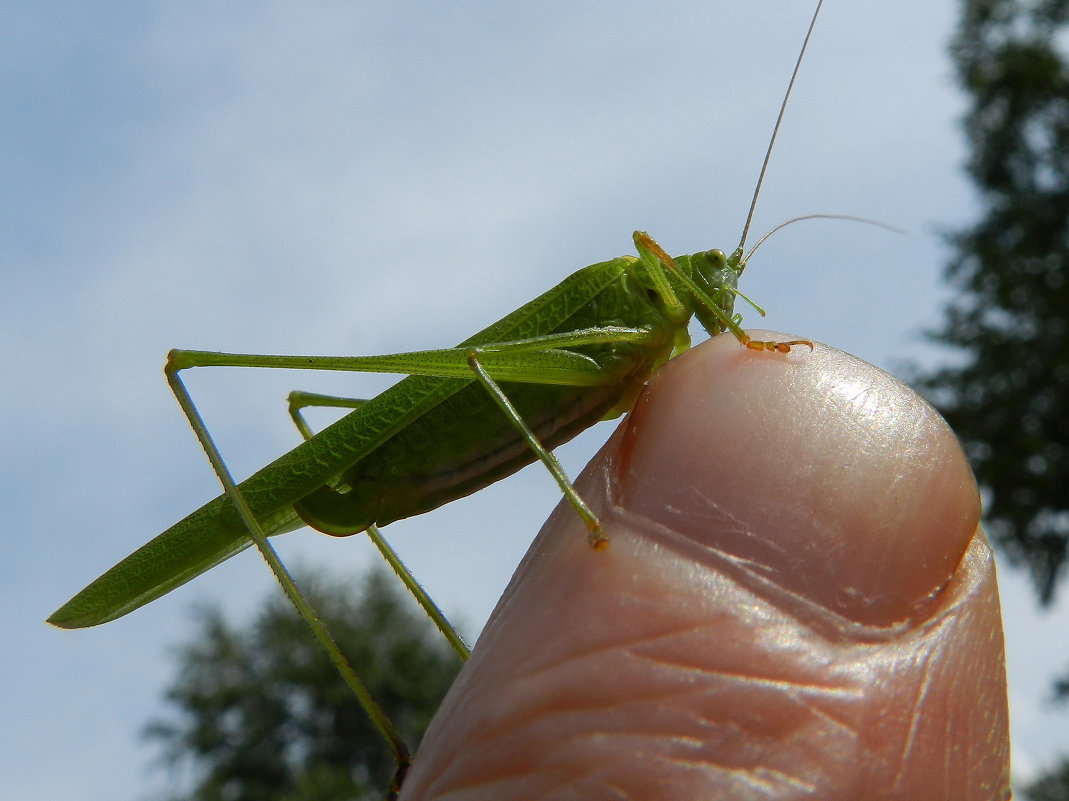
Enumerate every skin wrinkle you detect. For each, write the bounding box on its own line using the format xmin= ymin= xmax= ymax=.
xmin=744 ymin=766 xmax=817 ymax=794
xmin=581 ymin=739 xmax=826 ymax=799
xmin=538 ymin=735 xmax=708 ymax=801
xmin=624 ymin=619 xmax=859 ymax=764
xmin=489 ymin=632 xmax=855 ymax=792
xmin=612 ymin=497 xmax=800 ymax=605
xmin=541 ymin=733 xmax=633 ymax=789
xmin=631 ymin=677 xmax=843 ymax=745
xmin=497 ymin=584 xmax=737 ymax=689
xmin=893 ymin=595 xmax=976 ymax=790
xmin=789 ymin=692 xmax=858 ymax=737
xmin=627 ymin=642 xmax=851 ymax=698
xmin=653 ymin=757 xmax=811 ymax=793
xmin=465 ymin=633 xmax=790 ymax=756
xmin=432 ymin=719 xmax=625 ymax=798
xmin=606 ymin=497 xmax=914 ymax=641
xmin=623 ymin=618 xmax=861 ymax=715
xmin=684 ymin=688 xmax=861 ymax=765
xmin=673 ymin=482 xmax=796 ymax=559
xmin=890 ymin=642 xmax=940 ymax=790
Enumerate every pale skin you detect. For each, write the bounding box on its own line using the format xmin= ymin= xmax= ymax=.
xmin=398 ymin=331 xmax=1011 ymax=801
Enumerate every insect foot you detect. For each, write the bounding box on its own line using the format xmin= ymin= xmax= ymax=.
xmin=741 ymin=336 xmax=815 ymax=353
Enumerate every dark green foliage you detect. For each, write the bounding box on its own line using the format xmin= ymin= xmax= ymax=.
xmin=143 ymin=568 xmax=462 ymax=801
xmin=1025 ymin=756 xmax=1069 ymax=800
xmin=916 ymin=0 xmax=1069 ymax=603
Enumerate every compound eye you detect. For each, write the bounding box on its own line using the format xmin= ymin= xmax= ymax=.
xmin=706 ymin=248 xmax=727 ymax=266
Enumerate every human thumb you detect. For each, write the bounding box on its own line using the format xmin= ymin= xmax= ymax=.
xmin=400 ymin=332 xmax=1011 ymax=801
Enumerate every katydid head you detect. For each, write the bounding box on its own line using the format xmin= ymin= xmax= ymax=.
xmin=632 ymin=231 xmax=811 ymax=353
xmin=679 ymin=242 xmax=812 ymax=353
xmin=684 ymin=247 xmax=741 ymax=337
xmin=631 ymin=231 xmax=746 ymax=341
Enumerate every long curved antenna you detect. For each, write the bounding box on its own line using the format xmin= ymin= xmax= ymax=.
xmin=743 ymin=213 xmax=906 ymax=265
xmin=737 ymin=0 xmax=825 ymax=255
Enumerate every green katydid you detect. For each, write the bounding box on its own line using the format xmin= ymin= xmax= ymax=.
xmin=50 ymin=1 xmax=840 ymax=796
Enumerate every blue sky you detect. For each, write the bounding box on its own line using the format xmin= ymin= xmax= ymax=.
xmin=4 ymin=1 xmax=1067 ymax=797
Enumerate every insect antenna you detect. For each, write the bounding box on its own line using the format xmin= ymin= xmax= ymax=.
xmin=742 ymin=213 xmax=905 ymax=266
xmin=736 ymin=0 xmax=825 ymax=260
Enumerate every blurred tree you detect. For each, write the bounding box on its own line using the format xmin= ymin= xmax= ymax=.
xmin=915 ymin=0 xmax=1069 ymax=604
xmin=143 ymin=568 xmax=463 ymax=801
xmin=917 ymin=1 xmax=1069 ymax=793
xmin=1025 ymin=756 xmax=1069 ymax=800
